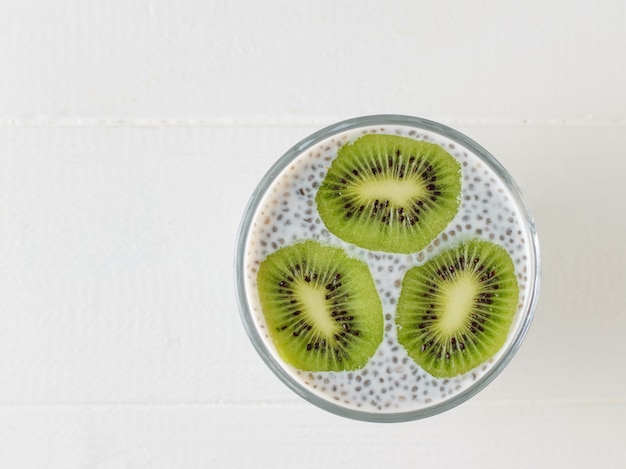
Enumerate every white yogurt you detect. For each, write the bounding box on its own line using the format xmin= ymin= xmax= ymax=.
xmin=241 ymin=123 xmax=535 ymax=415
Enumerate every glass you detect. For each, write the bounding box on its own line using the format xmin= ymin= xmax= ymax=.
xmin=235 ymin=115 xmax=540 ymax=422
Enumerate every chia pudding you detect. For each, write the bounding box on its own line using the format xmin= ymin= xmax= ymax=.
xmin=236 ymin=116 xmax=539 ymax=421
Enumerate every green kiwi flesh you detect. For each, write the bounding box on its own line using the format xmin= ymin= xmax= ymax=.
xmin=396 ymin=239 xmax=520 ymax=378
xmin=257 ymin=240 xmax=383 ymax=371
xmin=316 ymin=134 xmax=461 ymax=253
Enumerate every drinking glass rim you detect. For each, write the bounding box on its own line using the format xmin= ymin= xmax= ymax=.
xmin=234 ymin=114 xmax=541 ymax=422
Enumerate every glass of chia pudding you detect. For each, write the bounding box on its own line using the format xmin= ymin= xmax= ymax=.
xmin=235 ymin=115 xmax=540 ymax=422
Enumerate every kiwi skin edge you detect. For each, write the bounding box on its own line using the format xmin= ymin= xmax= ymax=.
xmin=396 ymin=239 xmax=520 ymax=378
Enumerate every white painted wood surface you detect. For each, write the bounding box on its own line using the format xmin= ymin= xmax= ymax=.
xmin=1 ymin=1 xmax=625 ymax=467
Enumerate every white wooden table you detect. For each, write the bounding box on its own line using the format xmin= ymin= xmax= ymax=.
xmin=1 ymin=1 xmax=625 ymax=467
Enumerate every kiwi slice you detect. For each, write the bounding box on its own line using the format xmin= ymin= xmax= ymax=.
xmin=396 ymin=239 xmax=519 ymax=378
xmin=316 ymin=134 xmax=461 ymax=253
xmin=257 ymin=240 xmax=383 ymax=371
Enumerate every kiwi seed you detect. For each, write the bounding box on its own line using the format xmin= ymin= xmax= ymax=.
xmin=257 ymin=240 xmax=383 ymax=371
xmin=396 ymin=239 xmax=519 ymax=378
